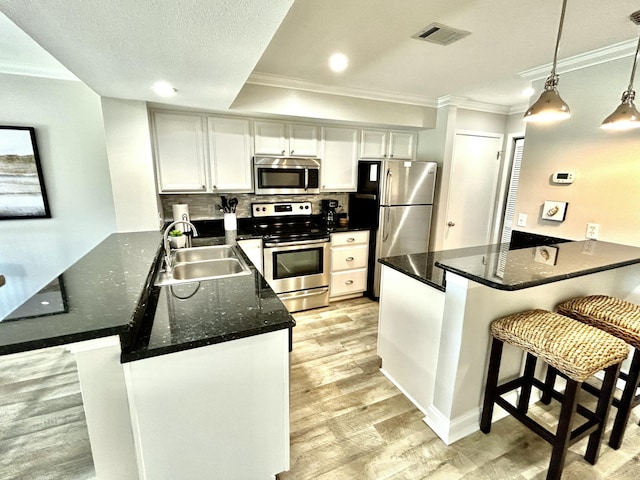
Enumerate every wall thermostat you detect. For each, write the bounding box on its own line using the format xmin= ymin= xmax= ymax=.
xmin=551 ymin=171 xmax=575 ymax=184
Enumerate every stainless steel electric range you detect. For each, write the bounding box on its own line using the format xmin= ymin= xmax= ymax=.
xmin=252 ymin=201 xmax=330 ymax=312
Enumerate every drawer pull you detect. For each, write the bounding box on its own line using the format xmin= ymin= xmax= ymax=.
xmin=346 ymin=238 xmax=355 ymax=243
xmin=345 ymin=280 xmax=354 ymax=285
xmin=345 ymin=256 xmax=354 ymax=261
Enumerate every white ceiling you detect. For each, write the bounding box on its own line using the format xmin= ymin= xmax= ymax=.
xmin=1 ymin=0 xmax=639 ymax=112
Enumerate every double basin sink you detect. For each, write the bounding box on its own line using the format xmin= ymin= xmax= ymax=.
xmin=154 ymin=245 xmax=252 ymax=286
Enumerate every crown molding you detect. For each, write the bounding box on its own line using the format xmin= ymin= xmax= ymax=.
xmin=0 ymin=61 xmax=79 ymax=81
xmin=247 ymin=72 xmax=439 ymax=108
xmin=437 ymin=95 xmax=511 ymax=115
xmin=519 ymin=39 xmax=637 ymax=81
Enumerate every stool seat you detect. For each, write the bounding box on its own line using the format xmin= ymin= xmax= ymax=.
xmin=557 ymin=295 xmax=640 ymax=349
xmin=491 ymin=309 xmax=629 ymax=381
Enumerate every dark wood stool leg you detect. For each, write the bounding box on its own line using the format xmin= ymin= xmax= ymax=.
xmin=481 ymin=337 xmax=504 ymax=434
xmin=609 ymin=349 xmax=640 ymax=449
xmin=517 ymin=353 xmax=537 ymax=413
xmin=585 ymin=362 xmax=621 ymax=463
xmin=547 ymin=379 xmax=579 ymax=480
xmin=541 ymin=365 xmax=558 ymax=405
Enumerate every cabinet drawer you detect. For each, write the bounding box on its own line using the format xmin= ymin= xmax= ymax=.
xmin=330 ymin=269 xmax=367 ymax=297
xmin=331 ymin=245 xmax=367 ymax=271
xmin=330 ymin=230 xmax=369 ymax=247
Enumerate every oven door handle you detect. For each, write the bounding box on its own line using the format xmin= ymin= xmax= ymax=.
xmin=278 ymin=287 xmax=330 ymax=300
xmin=264 ymin=237 xmax=330 ymax=248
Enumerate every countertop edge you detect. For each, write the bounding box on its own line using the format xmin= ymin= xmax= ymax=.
xmin=378 ymin=258 xmax=446 ymax=292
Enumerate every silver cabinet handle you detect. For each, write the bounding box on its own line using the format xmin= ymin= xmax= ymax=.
xmin=447 ymin=221 xmax=456 ymax=227
xmin=346 ymin=238 xmax=355 ymax=243
xmin=290 ymin=150 xmax=294 ymax=155
xmin=345 ymin=280 xmax=354 ymax=285
xmin=346 ymin=256 xmax=354 ymax=261
xmin=281 ymin=149 xmax=286 ymax=155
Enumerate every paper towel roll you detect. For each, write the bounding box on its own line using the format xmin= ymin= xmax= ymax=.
xmin=172 ymin=204 xmax=191 ymax=233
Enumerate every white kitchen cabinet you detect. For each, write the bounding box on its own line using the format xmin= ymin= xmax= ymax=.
xmin=254 ymin=120 xmax=318 ymax=157
xmin=152 ymin=112 xmax=207 ymax=192
xmin=123 ymin=330 xmax=290 ymax=480
xmin=207 ymin=117 xmax=253 ymax=192
xmin=237 ymin=238 xmax=263 ymax=274
xmin=360 ymin=129 xmax=416 ymax=160
xmin=329 ymin=230 xmax=369 ymax=301
xmin=320 ymin=126 xmax=358 ymax=192
xmin=152 ymin=111 xmax=252 ymax=194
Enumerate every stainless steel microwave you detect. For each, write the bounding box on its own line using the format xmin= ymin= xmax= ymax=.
xmin=253 ymin=156 xmax=321 ymax=195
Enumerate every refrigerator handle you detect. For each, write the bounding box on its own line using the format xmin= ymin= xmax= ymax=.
xmin=383 ymin=207 xmax=390 ymax=242
xmin=385 ymin=168 xmax=393 ymax=206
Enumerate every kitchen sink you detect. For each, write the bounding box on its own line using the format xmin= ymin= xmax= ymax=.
xmin=154 ymin=245 xmax=252 ymax=286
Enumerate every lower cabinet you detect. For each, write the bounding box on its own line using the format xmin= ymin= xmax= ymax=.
xmin=123 ymin=330 xmax=290 ymax=480
xmin=329 ymin=230 xmax=369 ymax=301
xmin=237 ymin=238 xmax=263 ymax=274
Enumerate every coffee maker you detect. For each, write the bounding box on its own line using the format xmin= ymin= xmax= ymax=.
xmin=321 ymin=199 xmax=339 ymax=226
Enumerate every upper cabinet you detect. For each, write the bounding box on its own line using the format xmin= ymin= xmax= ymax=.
xmin=207 ymin=117 xmax=253 ymax=192
xmin=153 ymin=112 xmax=207 ymax=192
xmin=360 ymin=129 xmax=416 ymax=160
xmin=320 ymin=126 xmax=358 ymax=192
xmin=152 ymin=111 xmax=253 ymax=194
xmin=254 ymin=121 xmax=318 ymax=157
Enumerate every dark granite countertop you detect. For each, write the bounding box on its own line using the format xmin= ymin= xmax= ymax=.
xmin=380 ymin=240 xmax=640 ymax=292
xmin=1 ymin=228 xmax=295 ymax=361
xmin=0 ymin=231 xmax=163 ymax=355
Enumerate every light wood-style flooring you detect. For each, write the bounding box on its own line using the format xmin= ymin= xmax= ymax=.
xmin=1 ymin=297 xmax=639 ymax=479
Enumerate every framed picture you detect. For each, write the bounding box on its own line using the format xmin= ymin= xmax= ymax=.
xmin=0 ymin=126 xmax=51 ymax=219
xmin=534 ymin=245 xmax=559 ymax=265
xmin=3 ymin=275 xmax=69 ymax=321
xmin=541 ymin=200 xmax=568 ymax=222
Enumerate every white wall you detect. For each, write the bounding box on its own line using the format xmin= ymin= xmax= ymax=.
xmin=101 ymin=97 xmax=161 ymax=232
xmin=515 ymin=56 xmax=640 ymax=246
xmin=231 ymin=83 xmax=437 ymax=128
xmin=0 ymin=74 xmax=116 ymax=319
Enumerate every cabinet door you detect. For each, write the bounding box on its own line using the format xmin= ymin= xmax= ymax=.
xmin=207 ymin=117 xmax=253 ymax=192
xmin=254 ymin=121 xmax=288 ymax=156
xmin=360 ymin=130 xmax=388 ymax=158
xmin=320 ymin=126 xmax=358 ymax=192
xmin=389 ymin=131 xmax=416 ymax=160
xmin=288 ymin=124 xmax=318 ymax=157
xmin=153 ymin=112 xmax=207 ymax=192
xmin=237 ymin=238 xmax=263 ymax=274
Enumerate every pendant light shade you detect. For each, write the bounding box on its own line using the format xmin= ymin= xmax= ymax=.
xmin=600 ymin=13 xmax=640 ymax=131
xmin=523 ymin=0 xmax=571 ymax=123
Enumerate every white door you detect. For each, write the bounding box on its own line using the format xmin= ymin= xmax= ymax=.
xmin=254 ymin=121 xmax=287 ymax=155
xmin=388 ymin=131 xmax=415 ymax=160
xmin=320 ymin=126 xmax=358 ymax=191
xmin=207 ymin=117 xmax=253 ymax=192
xmin=288 ymin=124 xmax=318 ymax=157
xmin=444 ymin=133 xmax=503 ymax=249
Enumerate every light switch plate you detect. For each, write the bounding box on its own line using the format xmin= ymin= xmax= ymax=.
xmin=517 ymin=213 xmax=527 ymax=227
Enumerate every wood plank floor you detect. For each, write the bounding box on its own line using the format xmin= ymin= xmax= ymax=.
xmin=1 ymin=297 xmax=639 ymax=479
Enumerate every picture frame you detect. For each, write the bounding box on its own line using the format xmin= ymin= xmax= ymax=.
xmin=541 ymin=200 xmax=568 ymax=222
xmin=534 ymin=245 xmax=559 ymax=265
xmin=0 ymin=126 xmax=51 ymax=219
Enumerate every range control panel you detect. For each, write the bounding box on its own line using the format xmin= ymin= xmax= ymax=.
xmin=252 ymin=201 xmax=312 ymax=217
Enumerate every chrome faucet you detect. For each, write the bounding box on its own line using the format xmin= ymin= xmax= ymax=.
xmin=163 ymin=220 xmax=199 ymax=272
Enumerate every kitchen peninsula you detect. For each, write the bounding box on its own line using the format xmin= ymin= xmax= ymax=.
xmin=377 ymin=240 xmax=640 ymax=445
xmin=1 ymin=230 xmax=295 ymax=480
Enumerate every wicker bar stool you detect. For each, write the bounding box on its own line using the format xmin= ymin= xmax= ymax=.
xmin=481 ymin=309 xmax=628 ymax=480
xmin=543 ymin=295 xmax=640 ymax=449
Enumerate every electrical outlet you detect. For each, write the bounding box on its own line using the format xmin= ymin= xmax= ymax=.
xmin=586 ymin=223 xmax=600 ymax=240
xmin=517 ymin=213 xmax=527 ymax=227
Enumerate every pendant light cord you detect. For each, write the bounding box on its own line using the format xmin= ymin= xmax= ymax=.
xmin=550 ymin=0 xmax=568 ymax=77
xmin=626 ymin=35 xmax=640 ymax=93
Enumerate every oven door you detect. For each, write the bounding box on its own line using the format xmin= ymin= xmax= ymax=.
xmin=263 ymin=239 xmax=330 ymax=294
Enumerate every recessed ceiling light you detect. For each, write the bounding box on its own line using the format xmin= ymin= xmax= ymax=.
xmin=522 ymin=87 xmax=535 ymax=97
xmin=329 ymin=53 xmax=349 ymax=73
xmin=152 ymin=81 xmax=177 ymax=97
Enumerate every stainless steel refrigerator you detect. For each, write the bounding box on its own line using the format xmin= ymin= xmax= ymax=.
xmin=349 ymin=160 xmax=437 ymax=298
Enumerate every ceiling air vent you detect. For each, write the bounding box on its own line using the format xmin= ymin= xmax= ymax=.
xmin=412 ymin=22 xmax=471 ymax=46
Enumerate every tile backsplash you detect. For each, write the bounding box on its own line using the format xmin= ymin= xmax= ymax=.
xmin=160 ymin=193 xmax=350 ymax=221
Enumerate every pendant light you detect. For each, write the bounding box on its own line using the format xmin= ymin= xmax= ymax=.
xmin=600 ymin=11 xmax=640 ymax=130
xmin=523 ymin=0 xmax=571 ymax=123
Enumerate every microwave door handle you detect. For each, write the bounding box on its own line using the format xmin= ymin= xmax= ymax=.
xmin=304 ymin=168 xmax=309 ymax=191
